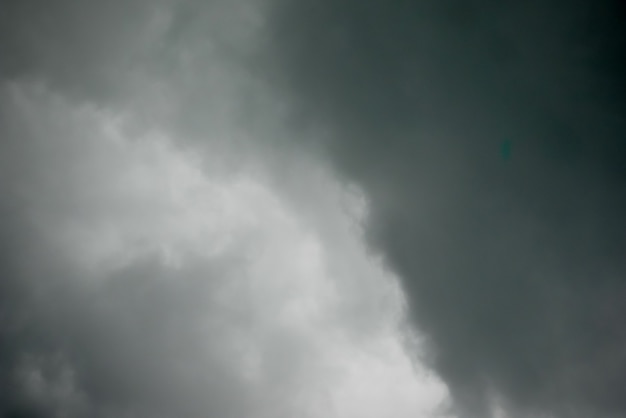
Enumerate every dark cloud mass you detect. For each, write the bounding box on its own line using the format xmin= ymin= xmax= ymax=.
xmin=1 ymin=0 xmax=626 ymax=417
xmin=265 ymin=0 xmax=626 ymax=417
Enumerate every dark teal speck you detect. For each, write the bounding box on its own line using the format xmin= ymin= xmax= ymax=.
xmin=501 ymin=140 xmax=511 ymax=161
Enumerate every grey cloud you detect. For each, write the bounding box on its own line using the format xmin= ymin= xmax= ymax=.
xmin=0 ymin=0 xmax=266 ymax=116
xmin=0 ymin=0 xmax=169 ymax=102
xmin=0 ymin=0 xmax=290 ymax=179
xmin=0 ymin=2 xmax=287 ymax=417
xmin=0 ymin=227 xmax=254 ymax=418
xmin=0 ymin=81 xmax=322 ymax=418
xmin=264 ymin=0 xmax=626 ymax=417
xmin=0 ymin=162 xmax=307 ymax=418
xmin=0 ymin=96 xmax=245 ymax=416
xmin=5 ymin=0 xmax=626 ymax=417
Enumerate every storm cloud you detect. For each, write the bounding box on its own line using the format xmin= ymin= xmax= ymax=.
xmin=264 ymin=0 xmax=626 ymax=417
xmin=0 ymin=1 xmax=449 ymax=415
xmin=2 ymin=0 xmax=626 ymax=417
xmin=0 ymin=78 xmax=453 ymax=417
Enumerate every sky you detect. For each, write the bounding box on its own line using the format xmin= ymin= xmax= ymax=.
xmin=0 ymin=1 xmax=625 ymax=418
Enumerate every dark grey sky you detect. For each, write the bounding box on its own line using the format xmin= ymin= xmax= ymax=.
xmin=265 ymin=0 xmax=626 ymax=417
xmin=1 ymin=0 xmax=625 ymax=417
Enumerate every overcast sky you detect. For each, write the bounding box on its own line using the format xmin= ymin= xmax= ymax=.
xmin=0 ymin=1 xmax=625 ymax=418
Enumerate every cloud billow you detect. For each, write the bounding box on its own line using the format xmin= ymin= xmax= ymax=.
xmin=1 ymin=0 xmax=626 ymax=417
xmin=0 ymin=68 xmax=447 ymax=417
